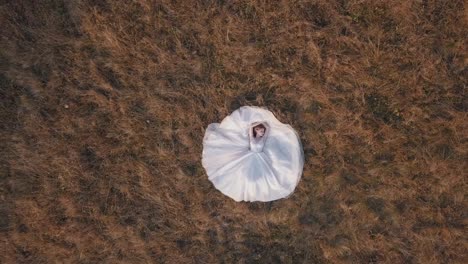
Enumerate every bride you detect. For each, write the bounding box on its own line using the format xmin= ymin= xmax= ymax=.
xmin=202 ymin=106 xmax=304 ymax=202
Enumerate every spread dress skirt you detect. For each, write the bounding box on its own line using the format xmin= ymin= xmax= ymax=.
xmin=202 ymin=106 xmax=304 ymax=202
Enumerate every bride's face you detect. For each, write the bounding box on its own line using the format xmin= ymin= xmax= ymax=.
xmin=254 ymin=126 xmax=265 ymax=137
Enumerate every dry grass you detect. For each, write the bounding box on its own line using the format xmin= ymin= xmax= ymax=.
xmin=0 ymin=0 xmax=467 ymax=263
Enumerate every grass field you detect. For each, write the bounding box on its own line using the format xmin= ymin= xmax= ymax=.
xmin=0 ymin=0 xmax=466 ymax=263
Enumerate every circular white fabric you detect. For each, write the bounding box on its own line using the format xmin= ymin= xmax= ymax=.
xmin=202 ymin=106 xmax=304 ymax=202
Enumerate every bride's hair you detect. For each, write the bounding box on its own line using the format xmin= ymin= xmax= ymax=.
xmin=252 ymin=124 xmax=266 ymax=138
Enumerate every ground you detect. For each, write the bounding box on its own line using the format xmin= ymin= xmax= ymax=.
xmin=0 ymin=0 xmax=466 ymax=263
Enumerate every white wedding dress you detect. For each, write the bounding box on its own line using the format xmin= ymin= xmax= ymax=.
xmin=202 ymin=106 xmax=304 ymax=202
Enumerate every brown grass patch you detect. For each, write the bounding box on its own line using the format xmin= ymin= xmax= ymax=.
xmin=1 ymin=0 xmax=467 ymax=263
